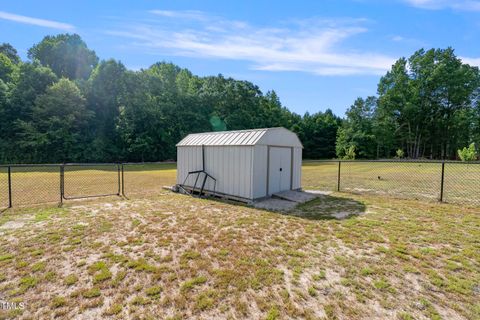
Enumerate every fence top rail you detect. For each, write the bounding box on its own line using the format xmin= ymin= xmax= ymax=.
xmin=304 ymin=159 xmax=480 ymax=164
xmin=0 ymin=163 xmax=120 ymax=168
xmin=2 ymin=160 xmax=480 ymax=167
xmin=122 ymin=161 xmax=176 ymax=165
xmin=63 ymin=163 xmax=121 ymax=166
xmin=0 ymin=161 xmax=177 ymax=168
xmin=0 ymin=163 xmax=62 ymax=168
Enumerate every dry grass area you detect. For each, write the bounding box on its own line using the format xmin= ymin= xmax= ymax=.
xmin=0 ymin=192 xmax=479 ymax=319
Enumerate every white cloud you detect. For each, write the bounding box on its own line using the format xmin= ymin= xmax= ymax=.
xmin=402 ymin=0 xmax=480 ymax=11
xmin=106 ymin=11 xmax=395 ymax=76
xmin=0 ymin=11 xmax=74 ymax=30
xmin=389 ymin=34 xmax=427 ymax=47
xmin=149 ymin=10 xmax=209 ymax=21
xmin=460 ymin=56 xmax=480 ymax=66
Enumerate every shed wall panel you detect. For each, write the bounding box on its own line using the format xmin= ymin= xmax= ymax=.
xmin=176 ymin=146 xmax=203 ymax=187
xmin=252 ymin=145 xmax=268 ymax=199
xmin=177 ymin=146 xmax=253 ymax=199
xmin=292 ymin=147 xmax=302 ymax=189
xmin=256 ymin=128 xmax=303 ymax=148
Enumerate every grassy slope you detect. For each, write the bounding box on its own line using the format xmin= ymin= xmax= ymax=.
xmin=0 ymin=192 xmax=479 ymax=319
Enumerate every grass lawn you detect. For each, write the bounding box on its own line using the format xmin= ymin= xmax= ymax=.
xmin=0 ymin=191 xmax=479 ymax=319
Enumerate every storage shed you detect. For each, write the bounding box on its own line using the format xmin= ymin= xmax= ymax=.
xmin=176 ymin=127 xmax=303 ymax=202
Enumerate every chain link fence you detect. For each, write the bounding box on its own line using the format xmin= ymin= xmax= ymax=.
xmin=0 ymin=166 xmax=8 ymax=208
xmin=0 ymin=163 xmax=176 ymax=209
xmin=303 ymin=160 xmax=480 ymax=206
xmin=1 ymin=160 xmax=479 ymax=209
xmin=122 ymin=163 xmax=176 ymax=197
xmin=63 ymin=164 xmax=121 ymax=200
xmin=341 ymin=161 xmax=443 ymax=201
xmin=443 ymin=162 xmax=480 ymax=204
xmin=10 ymin=165 xmax=61 ymax=206
xmin=302 ymin=161 xmax=339 ymax=191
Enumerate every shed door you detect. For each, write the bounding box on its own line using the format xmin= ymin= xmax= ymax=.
xmin=268 ymin=147 xmax=292 ymax=195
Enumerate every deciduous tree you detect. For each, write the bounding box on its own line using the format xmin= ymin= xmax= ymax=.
xmin=28 ymin=34 xmax=98 ymax=80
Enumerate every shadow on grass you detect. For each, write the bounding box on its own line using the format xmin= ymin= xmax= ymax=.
xmin=286 ymin=194 xmax=366 ymax=220
xmin=169 ymin=190 xmax=366 ymax=221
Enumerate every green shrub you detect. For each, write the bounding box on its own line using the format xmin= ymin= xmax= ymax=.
xmin=458 ymin=143 xmax=478 ymax=161
xmin=395 ymin=149 xmax=405 ymax=159
xmin=343 ymin=145 xmax=356 ymax=160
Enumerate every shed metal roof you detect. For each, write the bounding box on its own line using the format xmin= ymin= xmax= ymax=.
xmin=176 ymin=127 xmax=303 ymax=147
xmin=177 ymin=128 xmax=267 ymax=146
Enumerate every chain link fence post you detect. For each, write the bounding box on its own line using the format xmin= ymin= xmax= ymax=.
xmin=59 ymin=164 xmax=64 ymax=206
xmin=337 ymin=160 xmax=341 ymax=192
xmin=8 ymin=166 xmax=12 ymax=208
xmin=121 ymin=164 xmax=125 ymax=197
xmin=117 ymin=163 xmax=121 ymax=196
xmin=439 ymin=161 xmax=445 ymax=202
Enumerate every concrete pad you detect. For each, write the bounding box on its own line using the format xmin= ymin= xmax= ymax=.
xmin=253 ymin=198 xmax=298 ymax=211
xmin=272 ymin=190 xmax=318 ymax=203
xmin=303 ymin=190 xmax=333 ymax=196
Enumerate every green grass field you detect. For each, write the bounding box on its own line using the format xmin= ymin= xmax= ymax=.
xmin=0 ymin=161 xmax=479 ymax=207
xmin=0 ymin=191 xmax=478 ymax=319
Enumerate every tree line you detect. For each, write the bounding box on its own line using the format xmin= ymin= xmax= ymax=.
xmin=0 ymin=34 xmax=478 ymax=164
xmin=336 ymin=48 xmax=480 ymax=160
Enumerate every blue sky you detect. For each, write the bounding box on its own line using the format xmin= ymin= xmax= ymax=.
xmin=1 ymin=0 xmax=479 ymax=116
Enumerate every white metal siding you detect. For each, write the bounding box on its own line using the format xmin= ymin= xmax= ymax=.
xmin=177 ymin=146 xmax=253 ymax=199
xmin=256 ymin=128 xmax=303 ymax=148
xmin=251 ymin=145 xmax=268 ymax=199
xmin=176 ymin=146 xmax=203 ymax=186
xmin=292 ymin=147 xmax=302 ymax=189
xmin=177 ymin=127 xmax=303 ymax=201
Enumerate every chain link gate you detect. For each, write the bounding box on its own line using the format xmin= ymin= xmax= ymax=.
xmin=61 ymin=163 xmax=123 ymax=201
